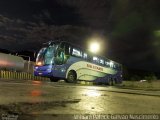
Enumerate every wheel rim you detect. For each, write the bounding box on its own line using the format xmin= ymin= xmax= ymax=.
xmin=69 ymin=74 xmax=75 ymax=82
xmin=67 ymin=71 xmax=76 ymax=83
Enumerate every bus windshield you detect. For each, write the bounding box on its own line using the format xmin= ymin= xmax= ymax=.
xmin=36 ymin=45 xmax=56 ymax=65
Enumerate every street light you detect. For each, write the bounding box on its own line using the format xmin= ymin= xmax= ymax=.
xmin=18 ymin=55 xmax=30 ymax=73
xmin=89 ymin=42 xmax=100 ymax=53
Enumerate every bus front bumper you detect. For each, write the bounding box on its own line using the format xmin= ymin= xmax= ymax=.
xmin=34 ymin=66 xmax=53 ymax=77
xmin=34 ymin=70 xmax=53 ymax=77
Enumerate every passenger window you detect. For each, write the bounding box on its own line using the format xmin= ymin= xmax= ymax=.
xmin=72 ymin=48 xmax=82 ymax=57
xmin=63 ymin=43 xmax=70 ymax=55
xmin=83 ymin=53 xmax=87 ymax=59
xmin=93 ymin=56 xmax=99 ymax=63
xmin=55 ymin=47 xmax=65 ymax=65
xmin=100 ymin=59 xmax=104 ymax=65
xmin=105 ymin=61 xmax=110 ymax=67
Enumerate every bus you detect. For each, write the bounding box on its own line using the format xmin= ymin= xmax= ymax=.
xmin=34 ymin=41 xmax=122 ymax=85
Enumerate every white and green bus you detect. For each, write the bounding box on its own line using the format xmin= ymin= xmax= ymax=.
xmin=34 ymin=41 xmax=122 ymax=85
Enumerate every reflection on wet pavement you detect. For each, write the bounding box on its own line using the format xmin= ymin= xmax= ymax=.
xmin=82 ymin=90 xmax=101 ymax=97
xmin=0 ymin=79 xmax=160 ymax=117
xmin=30 ymin=90 xmax=42 ymax=97
xmin=32 ymin=80 xmax=42 ymax=86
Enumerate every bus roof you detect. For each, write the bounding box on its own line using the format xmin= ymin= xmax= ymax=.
xmin=45 ymin=40 xmax=122 ymax=66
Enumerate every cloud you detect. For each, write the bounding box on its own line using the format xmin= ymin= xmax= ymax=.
xmin=56 ymin=0 xmax=111 ymax=29
xmin=0 ymin=14 xmax=93 ymax=51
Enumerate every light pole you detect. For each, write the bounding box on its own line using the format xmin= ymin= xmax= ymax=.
xmin=89 ymin=42 xmax=100 ymax=53
xmin=18 ymin=55 xmax=30 ymax=73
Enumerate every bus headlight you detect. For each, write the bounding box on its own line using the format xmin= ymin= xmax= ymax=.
xmin=36 ymin=61 xmax=42 ymax=66
xmin=35 ymin=67 xmax=38 ymax=69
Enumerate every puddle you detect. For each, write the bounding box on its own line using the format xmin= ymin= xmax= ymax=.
xmin=0 ymin=99 xmax=81 ymax=115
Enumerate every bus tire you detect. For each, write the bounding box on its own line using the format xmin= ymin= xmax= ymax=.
xmin=110 ymin=78 xmax=117 ymax=86
xmin=108 ymin=78 xmax=113 ymax=86
xmin=50 ymin=77 xmax=59 ymax=82
xmin=66 ymin=70 xmax=77 ymax=83
xmin=114 ymin=78 xmax=117 ymax=85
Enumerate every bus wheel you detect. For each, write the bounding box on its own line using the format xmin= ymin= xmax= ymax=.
xmin=108 ymin=78 xmax=113 ymax=86
xmin=50 ymin=77 xmax=59 ymax=82
xmin=114 ymin=78 xmax=117 ymax=84
xmin=66 ymin=71 xmax=77 ymax=83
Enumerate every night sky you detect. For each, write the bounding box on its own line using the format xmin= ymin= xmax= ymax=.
xmin=0 ymin=0 xmax=160 ymax=72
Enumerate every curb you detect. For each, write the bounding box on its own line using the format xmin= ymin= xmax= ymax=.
xmin=104 ymin=90 xmax=160 ymax=97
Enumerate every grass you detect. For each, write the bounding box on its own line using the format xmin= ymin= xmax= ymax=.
xmin=119 ymin=80 xmax=160 ymax=90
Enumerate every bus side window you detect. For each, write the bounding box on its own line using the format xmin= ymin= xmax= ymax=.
xmin=93 ymin=56 xmax=99 ymax=64
xmin=100 ymin=59 xmax=104 ymax=65
xmin=105 ymin=61 xmax=110 ymax=67
xmin=83 ymin=52 xmax=87 ymax=59
xmin=87 ymin=54 xmax=92 ymax=62
xmin=60 ymin=42 xmax=71 ymax=63
xmin=55 ymin=46 xmax=65 ymax=65
xmin=64 ymin=43 xmax=70 ymax=55
xmin=72 ymin=48 xmax=82 ymax=57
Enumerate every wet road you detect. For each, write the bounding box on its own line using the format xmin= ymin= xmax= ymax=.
xmin=0 ymin=79 xmax=160 ymax=119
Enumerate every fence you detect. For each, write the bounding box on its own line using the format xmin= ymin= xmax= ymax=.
xmin=0 ymin=70 xmax=49 ymax=81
